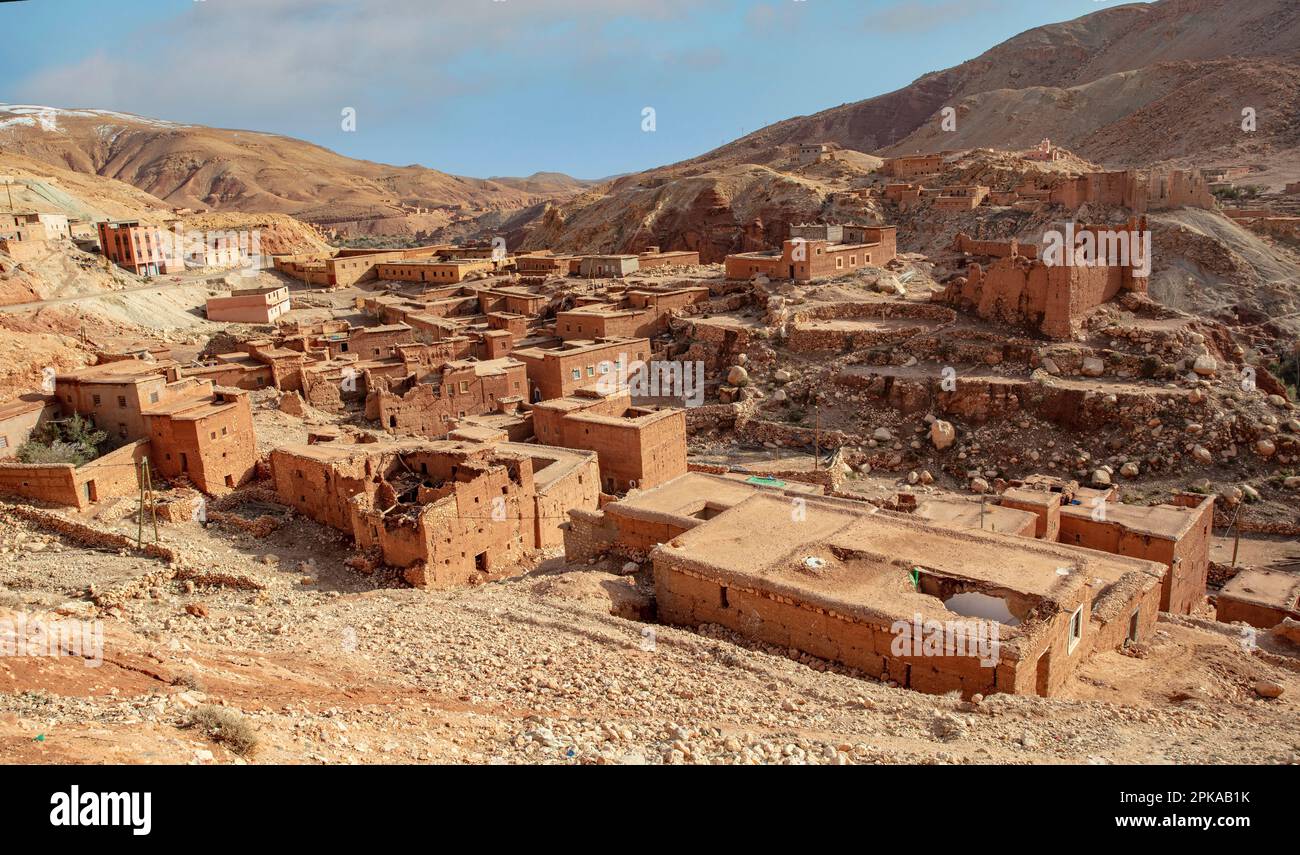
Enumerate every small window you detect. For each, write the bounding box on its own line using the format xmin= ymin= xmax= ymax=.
xmin=117 ymin=396 xmax=127 ymax=408
xmin=149 ymin=391 xmax=159 ymax=403
xmin=586 ymin=365 xmax=595 ymax=377
xmin=571 ymin=368 xmax=581 ymax=380
xmin=1068 ymin=606 xmax=1083 ymax=654
xmin=0 ymin=436 xmax=8 ymax=449
xmin=92 ymin=394 xmax=102 ymax=406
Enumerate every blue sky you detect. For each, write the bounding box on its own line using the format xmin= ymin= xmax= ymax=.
xmin=0 ymin=0 xmax=1147 ymax=179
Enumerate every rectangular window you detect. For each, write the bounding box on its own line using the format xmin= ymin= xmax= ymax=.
xmin=117 ymin=396 xmax=127 ymax=408
xmin=149 ymin=391 xmax=159 ymax=403
xmin=93 ymin=394 xmax=102 ymax=406
xmin=0 ymin=436 xmax=8 ymax=449
xmin=1068 ymin=606 xmax=1083 ymax=654
xmin=571 ymin=368 xmax=580 ymax=380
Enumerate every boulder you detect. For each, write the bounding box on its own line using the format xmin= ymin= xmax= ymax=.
xmin=727 ymin=366 xmax=750 ymax=387
xmin=929 ymin=419 xmax=956 ymax=451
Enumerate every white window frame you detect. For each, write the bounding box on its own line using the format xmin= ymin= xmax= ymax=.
xmin=1067 ymin=605 xmax=1083 ymax=654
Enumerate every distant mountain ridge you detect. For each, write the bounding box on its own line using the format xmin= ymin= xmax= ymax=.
xmin=0 ymin=105 xmax=591 ymax=237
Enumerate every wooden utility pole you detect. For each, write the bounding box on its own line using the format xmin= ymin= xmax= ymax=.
xmin=812 ymin=397 xmax=820 ymax=471
xmin=1230 ymin=505 xmax=1243 ymax=571
xmin=136 ymin=458 xmax=159 ymax=548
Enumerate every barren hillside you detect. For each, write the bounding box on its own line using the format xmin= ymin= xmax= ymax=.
xmin=0 ymin=106 xmax=591 ymax=238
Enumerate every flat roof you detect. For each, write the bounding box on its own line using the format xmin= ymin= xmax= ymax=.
xmin=914 ymin=498 xmax=1039 ymax=535
xmin=0 ymin=394 xmax=54 ymax=421
xmin=655 ymin=492 xmax=1161 ymax=631
xmin=1059 ymin=499 xmax=1203 ymax=540
xmin=1220 ymin=569 xmax=1300 ymax=611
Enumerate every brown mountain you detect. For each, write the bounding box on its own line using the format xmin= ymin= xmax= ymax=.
xmin=0 ymin=106 xmax=590 ymax=237
xmin=664 ymin=0 xmax=1300 ymax=174
xmin=517 ymin=0 xmax=1300 ymax=261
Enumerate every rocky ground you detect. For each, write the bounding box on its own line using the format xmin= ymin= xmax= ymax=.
xmin=0 ymin=468 xmax=1296 ymax=766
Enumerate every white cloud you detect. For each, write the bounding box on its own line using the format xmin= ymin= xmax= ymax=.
xmin=11 ymin=0 xmax=705 ymax=125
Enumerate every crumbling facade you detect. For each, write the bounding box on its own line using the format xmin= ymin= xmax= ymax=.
xmin=271 ymin=437 xmax=599 ymax=587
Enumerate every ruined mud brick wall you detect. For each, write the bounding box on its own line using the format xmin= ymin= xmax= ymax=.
xmin=952 ymin=233 xmax=1038 ymax=260
xmin=1089 ymin=571 xmax=1164 ymax=653
xmin=352 ymin=453 xmax=535 ymax=588
xmin=680 ymin=320 xmax=753 ymax=373
xmin=377 ymin=363 xmax=526 ymax=439
xmin=734 ymin=416 xmax=863 ymax=453
xmin=300 ymin=366 xmax=364 ymax=413
xmin=146 ymin=392 xmax=257 ymax=495
xmin=272 ymin=448 xmax=379 ymax=533
xmin=0 ymin=440 xmax=150 ymax=509
xmin=563 ymin=508 xmax=620 ymax=563
xmin=786 ymin=303 xmax=956 ymax=353
xmin=525 ymin=452 xmax=600 ymax=550
xmin=684 ymin=402 xmax=744 ymax=434
xmin=8 ymin=504 xmax=178 ymax=566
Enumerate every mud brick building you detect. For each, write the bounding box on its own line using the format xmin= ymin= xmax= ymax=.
xmin=724 ymin=225 xmax=897 ymax=281
xmin=271 ymin=437 xmax=598 ymax=588
xmin=376 ymin=258 xmax=500 ymax=284
xmin=477 ymin=286 xmax=547 ymax=317
xmin=97 ymin=220 xmax=184 ymax=276
xmin=941 ymin=219 xmax=1149 ymax=340
xmin=881 ymin=154 xmax=946 ymax=179
xmin=54 ymin=360 xmax=177 ymax=442
xmin=531 ymin=389 xmax=687 ymax=492
xmin=1216 ymin=569 xmax=1300 ymax=629
xmin=556 ymin=285 xmax=706 ymax=342
xmin=0 ymin=440 xmax=151 ymax=510
xmin=514 ymin=337 xmax=650 ymax=402
xmin=0 ymin=368 xmax=256 ymax=507
xmin=649 ymin=490 xmax=1163 ymax=698
xmin=563 ymin=471 xmax=823 ymax=563
xmin=205 ymin=286 xmax=291 ymax=324
xmin=579 ymin=255 xmax=641 ymax=278
xmin=172 ymin=352 xmax=275 ymax=391
xmin=0 ymin=394 xmax=57 ymax=459
xmin=142 ymin=383 xmax=257 ymax=494
xmin=999 ymin=477 xmax=1215 ymax=615
xmin=637 ymin=248 xmax=700 ymax=270
xmin=375 ymin=357 xmax=527 ymax=438
xmin=517 ymin=252 xmax=580 ymax=277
